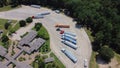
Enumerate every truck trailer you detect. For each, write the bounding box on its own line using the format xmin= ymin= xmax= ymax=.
xmin=62 ymin=36 xmax=77 ymax=44
xmin=37 ymin=12 xmax=50 ymax=16
xmin=32 ymin=14 xmax=44 ymax=19
xmin=62 ymin=33 xmax=77 ymax=41
xmin=31 ymin=5 xmax=41 ymax=9
xmin=62 ymin=40 xmax=77 ymax=49
xmin=64 ymin=32 xmax=76 ymax=37
xmin=61 ymin=48 xmax=77 ymax=63
xmin=55 ymin=24 xmax=70 ymax=28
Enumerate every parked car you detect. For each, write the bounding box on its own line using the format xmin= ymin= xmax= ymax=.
xmin=84 ymin=59 xmax=88 ymax=67
xmin=60 ymin=30 xmax=64 ymax=34
xmin=55 ymin=10 xmax=60 ymax=13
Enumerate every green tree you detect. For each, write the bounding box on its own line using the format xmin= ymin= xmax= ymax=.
xmin=26 ymin=17 xmax=33 ymax=23
xmin=35 ymin=23 xmax=42 ymax=31
xmin=1 ymin=35 xmax=9 ymax=42
xmin=19 ymin=20 xmax=26 ymax=27
xmin=4 ymin=22 xmax=10 ymax=29
xmin=99 ymin=46 xmax=114 ymax=62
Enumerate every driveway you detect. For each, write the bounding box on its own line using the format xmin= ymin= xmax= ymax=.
xmin=0 ymin=5 xmax=92 ymax=68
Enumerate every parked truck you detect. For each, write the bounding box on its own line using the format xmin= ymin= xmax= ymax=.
xmin=62 ymin=33 xmax=77 ymax=41
xmin=55 ymin=24 xmax=70 ymax=28
xmin=31 ymin=5 xmax=41 ymax=9
xmin=37 ymin=12 xmax=50 ymax=16
xmin=32 ymin=14 xmax=44 ymax=19
xmin=61 ymin=48 xmax=77 ymax=63
xmin=62 ymin=40 xmax=77 ymax=49
xmin=62 ymin=36 xmax=77 ymax=44
xmin=64 ymin=32 xmax=76 ymax=37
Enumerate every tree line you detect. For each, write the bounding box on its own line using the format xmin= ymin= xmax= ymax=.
xmin=0 ymin=0 xmax=120 ymax=62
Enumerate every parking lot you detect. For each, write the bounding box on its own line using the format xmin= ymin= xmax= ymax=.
xmin=0 ymin=5 xmax=92 ymax=68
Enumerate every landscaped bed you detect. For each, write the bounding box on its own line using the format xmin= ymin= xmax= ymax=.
xmin=0 ymin=18 xmax=20 ymax=49
xmin=33 ymin=23 xmax=51 ymax=54
xmin=0 ymin=5 xmax=20 ymax=12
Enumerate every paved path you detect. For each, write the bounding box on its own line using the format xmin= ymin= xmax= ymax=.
xmin=0 ymin=5 xmax=92 ymax=68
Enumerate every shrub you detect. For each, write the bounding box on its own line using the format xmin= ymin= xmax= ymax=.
xmin=19 ymin=20 xmax=26 ymax=27
xmin=26 ymin=17 xmax=33 ymax=23
xmin=35 ymin=23 xmax=42 ymax=31
xmin=4 ymin=22 xmax=10 ymax=29
xmin=1 ymin=35 xmax=9 ymax=42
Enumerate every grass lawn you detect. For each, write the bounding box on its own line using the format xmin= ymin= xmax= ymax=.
xmin=33 ymin=62 xmax=39 ymax=68
xmin=0 ymin=18 xmax=20 ymax=49
xmin=0 ymin=18 xmax=17 ymax=35
xmin=50 ymin=52 xmax=65 ymax=68
xmin=84 ymin=28 xmax=94 ymax=42
xmin=84 ymin=28 xmax=99 ymax=68
xmin=89 ymin=52 xmax=99 ymax=68
xmin=0 ymin=5 xmax=20 ymax=12
xmin=115 ymin=53 xmax=120 ymax=64
xmin=11 ymin=22 xmax=20 ymax=31
xmin=35 ymin=26 xmax=51 ymax=54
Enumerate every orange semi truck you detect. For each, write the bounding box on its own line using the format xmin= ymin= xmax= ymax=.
xmin=55 ymin=24 xmax=70 ymax=28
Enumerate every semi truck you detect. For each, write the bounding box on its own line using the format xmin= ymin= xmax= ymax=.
xmin=62 ymin=40 xmax=77 ymax=49
xmin=55 ymin=24 xmax=70 ymax=28
xmin=62 ymin=36 xmax=77 ymax=44
xmin=61 ymin=48 xmax=77 ymax=63
xmin=37 ymin=12 xmax=50 ymax=15
xmin=62 ymin=33 xmax=77 ymax=41
xmin=64 ymin=32 xmax=76 ymax=37
xmin=32 ymin=14 xmax=44 ymax=19
xmin=31 ymin=5 xmax=41 ymax=9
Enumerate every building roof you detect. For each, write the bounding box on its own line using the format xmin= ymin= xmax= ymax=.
xmin=19 ymin=30 xmax=37 ymax=46
xmin=0 ymin=62 xmax=8 ymax=68
xmin=26 ymin=38 xmax=45 ymax=54
xmin=30 ymin=38 xmax=45 ymax=50
xmin=0 ymin=45 xmax=7 ymax=56
xmin=16 ymin=62 xmax=33 ymax=68
xmin=44 ymin=57 xmax=54 ymax=63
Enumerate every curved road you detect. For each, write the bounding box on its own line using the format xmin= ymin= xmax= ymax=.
xmin=0 ymin=5 xmax=92 ymax=68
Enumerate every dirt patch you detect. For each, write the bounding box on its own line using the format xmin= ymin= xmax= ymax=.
xmin=98 ymin=57 xmax=120 ymax=68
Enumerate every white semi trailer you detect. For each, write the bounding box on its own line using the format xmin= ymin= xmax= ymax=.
xmin=61 ymin=48 xmax=77 ymax=63
xmin=62 ymin=40 xmax=77 ymax=49
xmin=64 ymin=32 xmax=76 ymax=37
xmin=62 ymin=34 xmax=77 ymax=41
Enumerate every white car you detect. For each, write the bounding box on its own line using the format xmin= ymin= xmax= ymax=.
xmin=55 ymin=10 xmax=60 ymax=13
xmin=84 ymin=59 xmax=88 ymax=67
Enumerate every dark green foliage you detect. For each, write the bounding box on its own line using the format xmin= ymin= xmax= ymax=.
xmin=26 ymin=17 xmax=33 ymax=23
xmin=33 ymin=55 xmax=45 ymax=68
xmin=37 ymin=31 xmax=49 ymax=40
xmin=35 ymin=23 xmax=42 ymax=31
xmin=1 ymin=35 xmax=9 ymax=42
xmin=19 ymin=20 xmax=26 ymax=27
xmin=4 ymin=22 xmax=10 ymax=29
xmin=0 ymin=0 xmax=8 ymax=7
xmin=99 ymin=46 xmax=114 ymax=62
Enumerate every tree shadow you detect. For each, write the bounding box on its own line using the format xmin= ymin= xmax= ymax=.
xmin=96 ymin=55 xmax=109 ymax=64
xmin=74 ymin=22 xmax=83 ymax=29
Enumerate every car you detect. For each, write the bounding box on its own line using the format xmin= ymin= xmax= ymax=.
xmin=60 ymin=30 xmax=64 ymax=34
xmin=84 ymin=59 xmax=88 ymax=67
xmin=55 ymin=10 xmax=60 ymax=13
xmin=56 ymin=27 xmax=60 ymax=31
